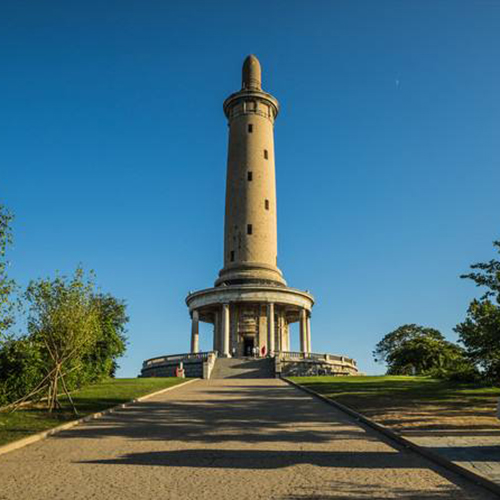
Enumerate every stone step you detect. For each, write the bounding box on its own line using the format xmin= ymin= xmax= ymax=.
xmin=210 ymin=357 xmax=275 ymax=379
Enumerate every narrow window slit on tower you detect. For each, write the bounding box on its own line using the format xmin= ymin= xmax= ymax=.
xmin=230 ymin=251 xmax=235 ymax=262
xmin=247 ymin=224 xmax=253 ymax=235
xmin=264 ymin=149 xmax=268 ymax=159
xmin=265 ymin=199 xmax=269 ymax=210
xmin=248 ymin=124 xmax=253 ymax=133
xmin=247 ymin=171 xmax=253 ymax=181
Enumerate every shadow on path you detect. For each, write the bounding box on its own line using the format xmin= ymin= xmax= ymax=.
xmin=59 ymin=384 xmax=368 ymax=445
xmin=79 ymin=448 xmax=443 ymax=469
xmin=283 ymin=479 xmax=476 ymax=500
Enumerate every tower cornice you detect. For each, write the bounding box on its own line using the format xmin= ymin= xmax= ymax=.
xmin=223 ymin=89 xmax=279 ymax=121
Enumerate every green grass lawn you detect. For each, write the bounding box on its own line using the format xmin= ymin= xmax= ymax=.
xmin=0 ymin=377 xmax=189 ymax=447
xmin=289 ymin=375 xmax=500 ymax=433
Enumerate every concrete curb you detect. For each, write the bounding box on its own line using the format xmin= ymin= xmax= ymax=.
xmin=0 ymin=378 xmax=199 ymax=458
xmin=283 ymin=377 xmax=500 ymax=498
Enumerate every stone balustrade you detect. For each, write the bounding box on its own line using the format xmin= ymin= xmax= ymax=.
xmin=141 ymin=351 xmax=217 ymax=378
xmin=276 ymin=351 xmax=359 ymax=377
xmin=140 ymin=350 xmax=359 ymax=378
xmin=278 ymin=351 xmax=356 ymax=366
xmin=142 ymin=351 xmax=214 ymax=369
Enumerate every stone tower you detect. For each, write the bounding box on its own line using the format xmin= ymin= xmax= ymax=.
xmin=186 ymin=55 xmax=314 ymax=358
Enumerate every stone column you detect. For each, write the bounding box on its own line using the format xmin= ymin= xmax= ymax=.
xmin=213 ymin=310 xmax=219 ymax=353
xmin=190 ymin=309 xmax=199 ymax=354
xmin=279 ymin=310 xmax=287 ymax=353
xmin=281 ymin=314 xmax=289 ymax=352
xmin=276 ymin=310 xmax=283 ymax=354
xmin=222 ymin=303 xmax=230 ymax=357
xmin=267 ymin=302 xmax=275 ymax=356
xmin=306 ymin=312 xmax=312 ymax=354
xmin=283 ymin=318 xmax=289 ymax=352
xmin=299 ymin=308 xmax=307 ymax=354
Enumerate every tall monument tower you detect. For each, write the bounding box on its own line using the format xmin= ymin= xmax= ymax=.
xmin=186 ymin=55 xmax=314 ymax=357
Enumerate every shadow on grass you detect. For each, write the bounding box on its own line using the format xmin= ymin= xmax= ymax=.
xmin=293 ymin=376 xmax=500 ymax=436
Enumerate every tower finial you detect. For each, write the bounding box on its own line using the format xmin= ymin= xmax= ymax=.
xmin=242 ymin=54 xmax=261 ymax=90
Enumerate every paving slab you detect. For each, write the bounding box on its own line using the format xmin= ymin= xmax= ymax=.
xmin=404 ymin=430 xmax=500 ymax=485
xmin=0 ymin=379 xmax=496 ymax=499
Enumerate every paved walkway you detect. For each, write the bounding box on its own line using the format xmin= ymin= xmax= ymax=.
xmin=0 ymin=379 xmax=496 ymax=499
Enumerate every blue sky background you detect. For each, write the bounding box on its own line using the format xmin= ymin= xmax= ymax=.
xmin=1 ymin=1 xmax=499 ymax=376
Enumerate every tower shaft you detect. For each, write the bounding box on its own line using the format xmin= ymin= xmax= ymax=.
xmin=216 ymin=55 xmax=285 ymax=287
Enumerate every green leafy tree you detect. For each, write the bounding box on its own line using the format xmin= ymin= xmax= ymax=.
xmin=79 ymin=293 xmax=128 ymax=383
xmin=2 ymin=271 xmax=129 ymax=409
xmin=386 ymin=335 xmax=467 ymax=376
xmin=0 ymin=335 xmax=43 ymax=406
xmin=374 ymin=324 xmax=468 ymax=376
xmin=455 ymin=241 xmax=500 ymax=382
xmin=24 ymin=268 xmax=101 ymax=413
xmin=373 ymin=324 xmax=444 ymax=365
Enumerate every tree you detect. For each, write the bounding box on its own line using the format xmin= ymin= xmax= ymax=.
xmin=373 ymin=324 xmax=444 ymax=365
xmin=0 ymin=335 xmax=43 ymax=406
xmin=386 ymin=335 xmax=467 ymax=376
xmin=455 ymin=300 xmax=500 ymax=381
xmin=455 ymin=240 xmax=500 ymax=382
xmin=0 ymin=204 xmax=16 ymax=337
xmin=24 ymin=268 xmax=101 ymax=413
xmin=374 ymin=324 xmax=467 ymax=376
xmin=1 ymin=270 xmax=129 ymax=410
xmin=79 ymin=293 xmax=128 ymax=383
xmin=460 ymin=240 xmax=500 ymax=303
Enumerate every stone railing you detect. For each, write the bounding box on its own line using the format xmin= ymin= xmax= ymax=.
xmin=278 ymin=351 xmax=357 ymax=368
xmin=142 ymin=351 xmax=215 ymax=369
xmin=276 ymin=351 xmax=359 ymax=377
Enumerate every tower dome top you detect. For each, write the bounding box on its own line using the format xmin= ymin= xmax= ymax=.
xmin=242 ymin=54 xmax=261 ymax=90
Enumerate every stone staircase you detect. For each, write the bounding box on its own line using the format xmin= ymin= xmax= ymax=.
xmin=210 ymin=357 xmax=275 ymax=379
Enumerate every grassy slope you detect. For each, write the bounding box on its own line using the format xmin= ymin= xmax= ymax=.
xmin=289 ymin=376 xmax=500 ymax=433
xmin=0 ymin=377 xmax=188 ymax=446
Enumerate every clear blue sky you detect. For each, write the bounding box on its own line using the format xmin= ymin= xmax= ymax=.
xmin=2 ymin=1 xmax=499 ymax=376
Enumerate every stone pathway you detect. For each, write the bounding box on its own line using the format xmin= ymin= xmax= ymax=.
xmin=0 ymin=379 xmax=496 ymax=499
